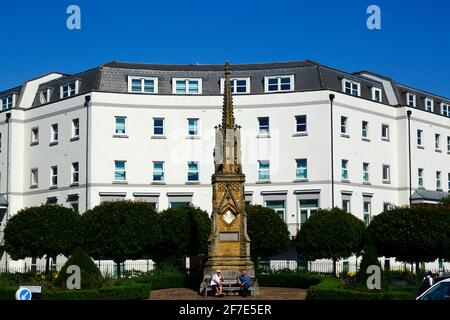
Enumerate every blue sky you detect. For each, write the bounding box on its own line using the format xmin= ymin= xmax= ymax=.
xmin=0 ymin=0 xmax=449 ymax=97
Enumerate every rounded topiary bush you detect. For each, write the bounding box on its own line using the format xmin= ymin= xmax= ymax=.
xmin=55 ymin=247 xmax=103 ymax=289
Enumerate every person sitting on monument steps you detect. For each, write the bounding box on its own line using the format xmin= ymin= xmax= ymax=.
xmin=237 ymin=270 xmax=251 ymax=297
xmin=210 ymin=270 xmax=224 ymax=296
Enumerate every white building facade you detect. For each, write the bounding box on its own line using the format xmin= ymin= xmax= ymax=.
xmin=0 ymin=61 xmax=449 ymax=271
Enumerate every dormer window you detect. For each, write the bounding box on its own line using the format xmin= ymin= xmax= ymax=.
xmin=343 ymin=79 xmax=360 ymax=96
xmin=220 ymin=77 xmax=250 ymax=94
xmin=371 ymin=87 xmax=382 ymax=102
xmin=425 ymin=98 xmax=434 ymax=112
xmin=39 ymin=89 xmax=52 ymax=104
xmin=264 ymin=75 xmax=294 ymax=92
xmin=1 ymin=94 xmax=15 ymax=110
xmin=441 ymin=103 xmax=449 ymax=117
xmin=60 ymin=80 xmax=79 ymax=98
xmin=172 ymin=78 xmax=202 ymax=94
xmin=128 ymin=76 xmax=158 ymax=93
xmin=407 ymin=93 xmax=416 ymax=107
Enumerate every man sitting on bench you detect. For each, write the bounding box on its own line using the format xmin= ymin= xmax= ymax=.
xmin=237 ymin=270 xmax=251 ymax=297
xmin=211 ymin=270 xmax=224 ymax=297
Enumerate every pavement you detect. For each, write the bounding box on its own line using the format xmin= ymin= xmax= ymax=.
xmin=149 ymin=287 xmax=307 ymax=300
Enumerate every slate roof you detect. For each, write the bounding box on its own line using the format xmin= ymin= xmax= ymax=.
xmin=411 ymin=189 xmax=449 ymax=202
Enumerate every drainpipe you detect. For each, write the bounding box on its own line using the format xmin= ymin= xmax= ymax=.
xmin=329 ymin=94 xmax=335 ymax=208
xmin=407 ymin=110 xmax=412 ymax=206
xmin=4 ymin=112 xmax=11 ymax=272
xmin=85 ymin=96 xmax=91 ymax=212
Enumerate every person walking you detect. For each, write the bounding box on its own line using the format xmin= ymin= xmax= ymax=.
xmin=418 ymin=271 xmax=434 ymax=296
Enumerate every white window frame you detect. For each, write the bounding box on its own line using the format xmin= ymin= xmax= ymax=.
xmin=153 ymin=117 xmax=165 ymax=136
xmin=258 ymin=117 xmax=270 ymax=135
xmin=407 ymin=93 xmax=416 ymax=107
xmin=1 ymin=94 xmax=16 ymax=110
xmin=72 ymin=118 xmax=80 ymax=139
xmin=295 ymin=159 xmax=308 ymax=180
xmin=425 ymin=98 xmax=434 ymax=112
xmin=71 ymin=162 xmax=79 ymax=184
xmin=30 ymin=168 xmax=38 ymax=187
xmin=187 ymin=118 xmax=199 ymax=136
xmin=31 ymin=127 xmax=39 ymax=144
xmin=418 ymin=168 xmax=424 ymax=187
xmin=447 ymin=136 xmax=450 ymax=153
xmin=220 ymin=77 xmax=250 ymax=94
xmin=363 ymin=201 xmax=372 ymax=226
xmin=435 ymin=134 xmax=441 ymax=150
xmin=341 ymin=116 xmax=348 ymax=135
xmin=382 ymin=164 xmax=391 ymax=183
xmin=436 ymin=171 xmax=442 ymax=190
xmin=295 ymin=115 xmax=307 ymax=133
xmin=114 ymin=160 xmax=127 ymax=181
xmin=363 ymin=162 xmax=370 ymax=183
xmin=258 ymin=160 xmax=270 ymax=181
xmin=152 ymin=161 xmax=165 ymax=182
xmin=417 ymin=129 xmax=423 ymax=146
xmin=60 ymin=80 xmax=79 ymax=98
xmin=51 ymin=124 xmax=58 ymax=142
xmin=381 ymin=124 xmax=390 ymax=140
xmin=264 ymin=75 xmax=294 ymax=93
xmin=187 ymin=161 xmax=199 ymax=182
xmin=127 ymin=76 xmax=158 ymax=94
xmin=39 ymin=89 xmax=51 ymax=104
xmin=371 ymin=87 xmax=382 ymax=102
xmin=362 ymin=121 xmax=369 ymax=138
xmin=341 ymin=159 xmax=349 ymax=180
xmin=115 ymin=116 xmax=127 ymax=135
xmin=441 ymin=103 xmax=449 ymax=117
xmin=342 ymin=79 xmax=361 ymax=96
xmin=172 ymin=78 xmax=202 ymax=94
xmin=50 ymin=166 xmax=58 ymax=187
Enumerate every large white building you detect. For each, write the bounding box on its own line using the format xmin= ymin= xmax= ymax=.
xmin=0 ymin=60 xmax=449 ymax=271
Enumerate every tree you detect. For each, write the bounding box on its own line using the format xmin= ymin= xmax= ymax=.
xmin=55 ymin=247 xmax=103 ymax=289
xmin=367 ymin=205 xmax=450 ymax=269
xmin=156 ymin=205 xmax=210 ymax=267
xmin=4 ymin=205 xmax=81 ymax=274
xmin=246 ymin=205 xmax=291 ymax=265
xmin=81 ymin=201 xmax=160 ymax=277
xmin=295 ymin=208 xmax=365 ymax=275
xmin=440 ymin=195 xmax=450 ymax=206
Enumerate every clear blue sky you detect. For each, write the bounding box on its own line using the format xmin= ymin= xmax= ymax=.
xmin=0 ymin=0 xmax=449 ymax=97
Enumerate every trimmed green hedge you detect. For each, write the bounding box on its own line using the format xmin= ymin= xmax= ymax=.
xmin=132 ymin=273 xmax=186 ymax=290
xmin=307 ymin=277 xmax=416 ymax=300
xmin=256 ymin=272 xmax=322 ymax=289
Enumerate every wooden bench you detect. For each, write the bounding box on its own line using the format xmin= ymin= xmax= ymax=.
xmin=200 ymin=278 xmax=259 ymax=297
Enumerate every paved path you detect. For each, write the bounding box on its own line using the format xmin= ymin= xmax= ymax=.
xmin=149 ymin=287 xmax=307 ymax=300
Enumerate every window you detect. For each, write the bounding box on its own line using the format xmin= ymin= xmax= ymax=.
xmin=50 ymin=166 xmax=58 ymax=187
xmin=153 ymin=118 xmax=165 ymax=136
xmin=30 ymin=168 xmax=38 ymax=187
xmin=417 ymin=129 xmax=423 ymax=146
xmin=173 ymin=78 xmax=201 ymax=94
xmin=187 ymin=162 xmax=199 ymax=182
xmin=258 ymin=161 xmax=270 ymax=181
xmin=296 ymin=159 xmax=308 ymax=180
xmin=51 ymin=124 xmax=58 ymax=142
xmin=382 ymin=164 xmax=391 ymax=183
xmin=39 ymin=89 xmax=51 ymax=104
xmin=363 ymin=201 xmax=371 ymax=226
xmin=341 ymin=116 xmax=348 ymax=134
xmin=372 ymin=88 xmax=382 ymax=102
xmin=407 ymin=93 xmax=416 ymax=107
xmin=342 ymin=199 xmax=351 ymax=213
xmin=436 ymin=171 xmax=442 ymax=190
xmin=295 ymin=115 xmax=307 ymax=133
xmin=363 ymin=163 xmax=370 ymax=183
xmin=170 ymin=202 xmax=191 ymax=209
xmin=266 ymin=200 xmax=285 ymax=221
xmin=425 ymin=98 xmax=434 ymax=112
xmin=1 ymin=94 xmax=15 ymax=110
xmin=362 ymin=121 xmax=369 ymax=138
xmin=343 ymin=80 xmax=360 ymax=96
xmin=441 ymin=103 xmax=449 ymax=117
xmin=60 ymin=81 xmax=78 ymax=98
xmin=435 ymin=134 xmax=441 ymax=150
xmin=71 ymin=162 xmax=79 ymax=184
xmin=418 ymin=168 xmax=424 ymax=187
xmin=265 ymin=75 xmax=294 ymax=92
xmin=128 ymin=76 xmax=157 ymax=93
xmin=383 ymin=202 xmax=391 ymax=212
xmin=447 ymin=137 xmax=450 ymax=153
xmin=31 ymin=127 xmax=39 ymax=144
xmin=187 ymin=118 xmax=199 ymax=135
xmin=114 ymin=161 xmax=126 ymax=181
xmin=299 ymin=199 xmax=319 ymax=226
xmin=341 ymin=160 xmax=349 ymax=180
xmin=153 ymin=162 xmax=164 ymax=182
xmin=381 ymin=124 xmax=390 ymax=140
xmin=115 ymin=117 xmax=126 ymax=135
xmin=72 ymin=118 xmax=80 ymax=139
xmin=258 ymin=117 xmax=269 ymax=135
xmin=220 ymin=78 xmax=250 ymax=94
xmin=0 ymin=133 xmax=1 ymax=152
xmin=448 ymin=173 xmax=450 ymax=191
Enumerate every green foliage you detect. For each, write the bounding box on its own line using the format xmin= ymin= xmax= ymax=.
xmin=81 ymin=201 xmax=161 ymax=264
xmin=55 ymin=247 xmax=103 ymax=289
xmin=307 ymin=277 xmax=416 ymax=300
xmin=439 ymin=195 xmax=450 ymax=205
xmin=0 ymin=287 xmax=18 ymax=300
xmin=357 ymin=239 xmax=381 ymax=285
xmin=4 ymin=205 xmax=81 ymax=260
xmin=256 ymin=270 xmax=322 ymax=288
xmin=367 ymin=205 xmax=450 ymax=264
xmin=246 ymin=205 xmax=291 ymax=260
xmin=295 ymin=208 xmax=365 ymax=262
xmin=156 ymin=205 xmax=210 ymax=265
xmin=118 ymin=267 xmax=187 ymax=290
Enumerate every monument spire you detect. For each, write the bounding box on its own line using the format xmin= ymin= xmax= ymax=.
xmin=222 ymin=62 xmax=235 ymax=129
